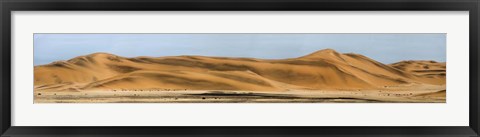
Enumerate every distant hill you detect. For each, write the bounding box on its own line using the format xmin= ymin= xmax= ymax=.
xmin=34 ymin=49 xmax=446 ymax=92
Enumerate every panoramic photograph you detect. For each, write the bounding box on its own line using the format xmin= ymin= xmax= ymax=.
xmin=33 ymin=34 xmax=446 ymax=103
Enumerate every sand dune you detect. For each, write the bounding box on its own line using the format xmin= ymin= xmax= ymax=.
xmin=34 ymin=49 xmax=446 ymax=92
xmin=389 ymin=60 xmax=446 ymax=85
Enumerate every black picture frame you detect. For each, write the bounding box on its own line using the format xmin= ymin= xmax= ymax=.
xmin=1 ymin=0 xmax=478 ymax=136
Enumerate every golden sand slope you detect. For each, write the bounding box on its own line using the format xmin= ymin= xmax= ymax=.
xmin=389 ymin=60 xmax=446 ymax=85
xmin=34 ymin=49 xmax=446 ymax=92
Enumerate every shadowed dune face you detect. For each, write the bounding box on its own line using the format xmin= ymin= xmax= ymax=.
xmin=34 ymin=49 xmax=446 ymax=92
xmin=82 ymin=71 xmax=278 ymax=91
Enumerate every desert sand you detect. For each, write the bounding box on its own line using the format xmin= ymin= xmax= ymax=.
xmin=34 ymin=49 xmax=446 ymax=103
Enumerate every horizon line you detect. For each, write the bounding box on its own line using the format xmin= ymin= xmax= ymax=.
xmin=34 ymin=50 xmax=445 ymax=67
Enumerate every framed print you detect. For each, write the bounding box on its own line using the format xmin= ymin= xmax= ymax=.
xmin=33 ymin=33 xmax=448 ymax=103
xmin=1 ymin=0 xmax=479 ymax=136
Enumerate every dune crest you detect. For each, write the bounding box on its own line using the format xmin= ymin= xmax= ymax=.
xmin=34 ymin=49 xmax=445 ymax=92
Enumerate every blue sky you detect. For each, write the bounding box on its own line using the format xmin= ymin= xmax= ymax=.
xmin=34 ymin=33 xmax=446 ymax=66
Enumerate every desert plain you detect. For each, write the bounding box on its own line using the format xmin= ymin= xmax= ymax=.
xmin=34 ymin=49 xmax=446 ymax=103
